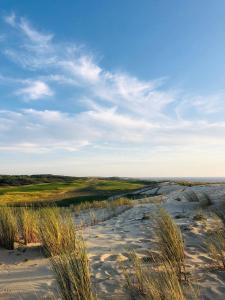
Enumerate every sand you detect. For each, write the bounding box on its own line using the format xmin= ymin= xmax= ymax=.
xmin=1 ymin=182 xmax=225 ymax=299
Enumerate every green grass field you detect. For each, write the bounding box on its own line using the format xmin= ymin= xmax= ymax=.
xmin=0 ymin=178 xmax=151 ymax=206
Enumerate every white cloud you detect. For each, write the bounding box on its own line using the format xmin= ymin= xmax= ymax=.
xmin=192 ymin=92 xmax=225 ymax=114
xmin=1 ymin=107 xmax=225 ymax=155
xmin=16 ymin=80 xmax=53 ymax=100
xmin=59 ymin=55 xmax=102 ymax=83
xmin=1 ymin=12 xmax=225 ymax=172
xmin=4 ymin=12 xmax=16 ymax=27
xmin=19 ymin=18 xmax=53 ymax=44
xmin=4 ymin=13 xmax=53 ymax=45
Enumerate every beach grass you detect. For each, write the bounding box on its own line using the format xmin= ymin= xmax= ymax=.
xmin=38 ymin=207 xmax=77 ymax=256
xmin=155 ymin=208 xmax=186 ymax=281
xmin=18 ymin=207 xmax=39 ymax=245
xmin=0 ymin=206 xmax=17 ymax=250
xmin=124 ymin=252 xmax=188 ymax=300
xmin=50 ymin=236 xmax=96 ymax=300
xmin=207 ymin=230 xmax=225 ymax=269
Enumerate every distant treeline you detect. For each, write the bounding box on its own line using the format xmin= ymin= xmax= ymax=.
xmin=0 ymin=175 xmax=78 ymax=186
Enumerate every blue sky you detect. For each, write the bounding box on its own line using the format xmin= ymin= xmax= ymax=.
xmin=1 ymin=0 xmax=225 ymax=176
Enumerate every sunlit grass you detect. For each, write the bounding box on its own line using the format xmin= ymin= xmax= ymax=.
xmin=0 ymin=178 xmax=147 ymax=205
xmin=50 ymin=235 xmax=96 ymax=300
xmin=155 ymin=208 xmax=186 ymax=281
xmin=0 ymin=206 xmax=17 ymax=250
xmin=37 ymin=206 xmax=97 ymax=300
xmin=207 ymin=230 xmax=225 ymax=269
xmin=38 ymin=207 xmax=78 ymax=256
xmin=124 ymin=252 xmax=191 ymax=300
xmin=72 ymin=197 xmax=133 ymax=213
xmin=18 ymin=207 xmax=39 ymax=245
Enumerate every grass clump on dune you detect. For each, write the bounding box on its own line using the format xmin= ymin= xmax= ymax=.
xmin=183 ymin=191 xmax=212 ymax=207
xmin=124 ymin=252 xmax=149 ymax=297
xmin=72 ymin=197 xmax=133 ymax=213
xmin=50 ymin=235 xmax=96 ymax=300
xmin=155 ymin=208 xmax=186 ymax=281
xmin=39 ymin=206 xmax=96 ymax=300
xmin=38 ymin=207 xmax=77 ymax=256
xmin=214 ymin=203 xmax=225 ymax=225
xmin=183 ymin=190 xmax=200 ymax=202
xmin=207 ymin=203 xmax=225 ymax=269
xmin=0 ymin=206 xmax=17 ymax=250
xmin=124 ymin=252 xmax=188 ymax=300
xmin=18 ymin=207 xmax=39 ymax=245
xmin=207 ymin=230 xmax=225 ymax=269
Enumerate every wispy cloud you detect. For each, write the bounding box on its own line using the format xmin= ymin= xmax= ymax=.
xmin=16 ymin=80 xmax=53 ymax=100
xmin=1 ymin=12 xmax=225 ymax=159
xmin=4 ymin=12 xmax=16 ymax=27
xmin=4 ymin=12 xmax=53 ymax=44
xmin=19 ymin=18 xmax=53 ymax=44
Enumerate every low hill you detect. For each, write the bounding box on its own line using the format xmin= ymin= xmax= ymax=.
xmin=0 ymin=176 xmax=154 ymax=206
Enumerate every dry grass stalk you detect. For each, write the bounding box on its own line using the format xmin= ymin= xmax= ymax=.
xmin=37 ymin=206 xmax=96 ymax=299
xmin=0 ymin=206 xmax=17 ymax=250
xmin=214 ymin=203 xmax=225 ymax=225
xmin=18 ymin=207 xmax=39 ymax=245
xmin=50 ymin=235 xmax=96 ymax=300
xmin=207 ymin=230 xmax=225 ymax=269
xmin=183 ymin=191 xmax=199 ymax=202
xmin=124 ymin=252 xmax=188 ymax=300
xmin=155 ymin=208 xmax=186 ymax=281
xmin=124 ymin=252 xmax=149 ymax=297
xmin=88 ymin=210 xmax=98 ymax=226
xmin=40 ymin=207 xmax=96 ymax=300
xmin=73 ymin=197 xmax=133 ymax=213
xmin=38 ymin=207 xmax=77 ymax=255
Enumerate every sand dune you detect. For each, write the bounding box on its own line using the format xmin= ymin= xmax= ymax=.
xmin=1 ymin=182 xmax=225 ymax=299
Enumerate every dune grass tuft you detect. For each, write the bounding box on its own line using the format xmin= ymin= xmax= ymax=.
xmin=124 ymin=252 xmax=188 ymax=300
xmin=207 ymin=203 xmax=225 ymax=269
xmin=50 ymin=235 xmax=96 ymax=300
xmin=155 ymin=208 xmax=186 ymax=281
xmin=39 ymin=206 xmax=96 ymax=300
xmin=18 ymin=207 xmax=39 ymax=245
xmin=0 ymin=206 xmax=17 ymax=250
xmin=207 ymin=230 xmax=225 ymax=269
xmin=72 ymin=197 xmax=133 ymax=213
xmin=38 ymin=207 xmax=77 ymax=256
xmin=214 ymin=203 xmax=225 ymax=225
xmin=183 ymin=191 xmax=199 ymax=202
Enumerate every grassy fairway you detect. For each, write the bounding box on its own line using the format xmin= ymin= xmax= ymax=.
xmin=0 ymin=178 xmax=150 ymax=206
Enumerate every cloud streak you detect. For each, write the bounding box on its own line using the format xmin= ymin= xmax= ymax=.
xmin=16 ymin=80 xmax=53 ymax=100
xmin=1 ymin=12 xmax=225 ymax=161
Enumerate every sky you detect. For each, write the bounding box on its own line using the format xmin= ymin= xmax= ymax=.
xmin=1 ymin=0 xmax=225 ymax=177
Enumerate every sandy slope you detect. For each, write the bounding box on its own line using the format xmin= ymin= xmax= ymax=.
xmin=0 ymin=245 xmax=54 ymax=299
xmin=1 ymin=183 xmax=225 ymax=299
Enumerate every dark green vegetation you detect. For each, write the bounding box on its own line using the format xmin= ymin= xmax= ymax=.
xmin=0 ymin=174 xmax=77 ymax=186
xmin=0 ymin=175 xmax=152 ymax=206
